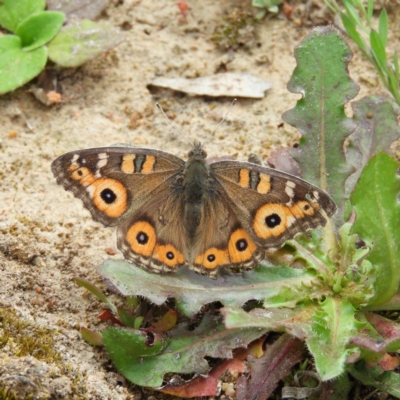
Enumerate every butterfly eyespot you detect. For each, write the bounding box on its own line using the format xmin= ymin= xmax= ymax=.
xmin=92 ymin=178 xmax=128 ymax=218
xmin=100 ymin=188 xmax=117 ymax=204
xmin=126 ymin=221 xmax=156 ymax=256
xmin=265 ymin=213 xmax=281 ymax=228
xmin=228 ymin=229 xmax=257 ymax=263
xmin=136 ymin=231 xmax=149 ymax=245
xmin=166 ymin=251 xmax=174 ymax=260
xmin=154 ymin=244 xmax=184 ymax=267
xmin=253 ymin=204 xmax=293 ymax=239
xmin=207 ymin=254 xmax=216 ymax=262
xmin=235 ymin=239 xmax=248 ymax=252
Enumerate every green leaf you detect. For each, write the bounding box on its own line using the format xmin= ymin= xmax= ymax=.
xmin=102 ymin=313 xmax=266 ymax=387
xmin=378 ymin=9 xmax=388 ymax=47
xmin=349 ymin=361 xmax=400 ymax=397
xmin=222 ymin=305 xmax=315 ymax=339
xmin=367 ymin=0 xmax=373 ymax=23
xmin=98 ymin=260 xmax=319 ymax=317
xmin=351 ymin=153 xmax=400 ymax=305
xmin=345 ymin=95 xmax=400 ymax=196
xmin=74 ymin=277 xmax=117 ymax=314
xmin=282 ymin=26 xmax=358 ymax=222
xmin=81 ymin=327 xmax=103 ymax=346
xmin=48 ymin=19 xmax=124 ymax=67
xmin=0 ymin=0 xmax=45 ymax=32
xmin=394 ymin=52 xmax=399 ymax=82
xmin=15 ymin=11 xmax=65 ymax=51
xmin=306 ymin=298 xmax=358 ymax=380
xmin=340 ymin=13 xmax=367 ymax=53
xmin=0 ymin=35 xmax=47 ymax=94
xmin=370 ymin=29 xmax=388 ymax=73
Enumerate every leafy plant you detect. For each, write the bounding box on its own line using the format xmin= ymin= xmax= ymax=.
xmin=75 ymin=26 xmax=400 ymax=398
xmin=324 ymin=0 xmax=400 ymax=104
xmin=0 ymin=0 xmax=123 ymax=95
xmin=252 ymin=0 xmax=284 ymax=19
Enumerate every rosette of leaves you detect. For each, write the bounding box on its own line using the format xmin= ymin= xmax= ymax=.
xmin=76 ymin=27 xmax=400 ymax=399
xmin=0 ymin=0 xmax=123 ymax=95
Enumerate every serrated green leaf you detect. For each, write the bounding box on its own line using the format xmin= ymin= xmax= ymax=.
xmin=282 ymin=26 xmax=358 ymax=222
xmin=98 ymin=260 xmax=318 ymax=317
xmin=15 ymin=11 xmax=65 ymax=52
xmin=378 ymin=9 xmax=388 ymax=47
xmin=345 ymin=95 xmax=400 ymax=196
xmin=103 ymin=313 xmax=266 ymax=387
xmin=0 ymin=0 xmax=45 ymax=32
xmin=0 ymin=35 xmax=47 ymax=94
xmin=48 ymin=19 xmax=124 ymax=67
xmin=349 ymin=361 xmax=400 ymax=397
xmin=351 ymin=153 xmax=400 ymax=305
xmin=306 ymin=298 xmax=357 ymax=380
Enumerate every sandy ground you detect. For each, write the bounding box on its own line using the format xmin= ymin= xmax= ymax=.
xmin=0 ymin=1 xmax=398 ymax=399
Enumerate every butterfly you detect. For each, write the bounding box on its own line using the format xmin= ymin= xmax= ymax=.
xmin=51 ymin=141 xmax=336 ymax=278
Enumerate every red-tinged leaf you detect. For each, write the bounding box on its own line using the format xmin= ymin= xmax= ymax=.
xmin=267 ymin=147 xmax=301 ymax=177
xmin=148 ymin=309 xmax=177 ymax=333
xmin=366 ymin=313 xmax=400 ymax=340
xmin=81 ymin=327 xmax=103 ymax=346
xmin=238 ymin=334 xmax=305 ymax=400
xmin=160 ymin=348 xmax=248 ymax=398
xmin=98 ymin=309 xmax=123 ymax=326
xmin=377 ymin=353 xmax=400 ymax=371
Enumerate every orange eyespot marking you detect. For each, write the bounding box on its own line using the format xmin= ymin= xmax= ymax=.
xmin=121 ymin=154 xmax=136 ymax=174
xmin=257 ymin=174 xmax=271 ymax=194
xmin=253 ymin=203 xmax=294 ymax=239
xmin=291 ymin=201 xmax=315 ymax=217
xmin=69 ymin=165 xmax=96 ymax=186
xmin=92 ymin=178 xmax=128 ymax=218
xmin=195 ymin=248 xmax=229 ymax=269
xmin=154 ymin=244 xmax=184 ymax=268
xmin=238 ymin=169 xmax=250 ymax=188
xmin=126 ymin=221 xmax=156 ymax=256
xmin=141 ymin=155 xmax=156 ymax=174
xmin=228 ymin=229 xmax=257 ymax=263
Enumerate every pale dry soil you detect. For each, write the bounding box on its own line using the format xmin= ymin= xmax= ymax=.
xmin=0 ymin=1 xmax=398 ymax=399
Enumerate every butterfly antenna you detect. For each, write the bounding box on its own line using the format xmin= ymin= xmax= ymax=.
xmin=156 ymin=102 xmax=192 ymax=145
xmin=203 ymin=98 xmax=237 ymax=144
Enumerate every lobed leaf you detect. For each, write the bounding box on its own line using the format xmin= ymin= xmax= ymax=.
xmin=282 ymin=26 xmax=358 ymax=222
xmin=350 ymin=152 xmax=400 ymax=305
xmin=0 ymin=0 xmax=45 ymax=32
xmin=345 ymin=95 xmax=400 ymax=197
xmin=99 ymin=259 xmax=318 ymax=317
xmin=47 ymin=19 xmax=124 ymax=67
xmin=0 ymin=35 xmax=47 ymax=94
xmin=102 ymin=313 xmax=267 ymax=387
xmin=306 ymin=298 xmax=358 ymax=380
xmin=15 ymin=11 xmax=65 ymax=52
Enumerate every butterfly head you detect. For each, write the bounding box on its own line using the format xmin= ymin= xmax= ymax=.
xmin=188 ymin=141 xmax=207 ymax=160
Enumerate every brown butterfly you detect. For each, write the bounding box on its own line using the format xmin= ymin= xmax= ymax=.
xmin=51 ymin=142 xmax=336 ymax=278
